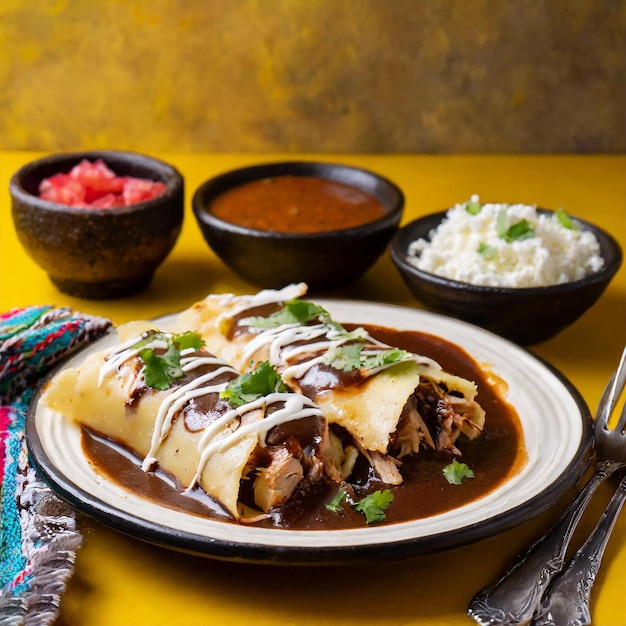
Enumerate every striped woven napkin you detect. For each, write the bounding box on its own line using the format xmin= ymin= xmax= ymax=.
xmin=0 ymin=306 xmax=111 ymax=626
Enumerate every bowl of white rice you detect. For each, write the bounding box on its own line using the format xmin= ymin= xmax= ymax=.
xmin=390 ymin=197 xmax=622 ymax=344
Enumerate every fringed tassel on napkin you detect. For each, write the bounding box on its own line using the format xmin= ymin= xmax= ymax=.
xmin=0 ymin=306 xmax=112 ymax=626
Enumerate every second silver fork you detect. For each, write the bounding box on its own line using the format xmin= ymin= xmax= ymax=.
xmin=532 ymin=469 xmax=626 ymax=625
xmin=467 ymin=346 xmax=626 ymax=626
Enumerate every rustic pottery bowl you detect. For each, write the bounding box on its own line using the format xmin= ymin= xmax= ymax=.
xmin=390 ymin=210 xmax=622 ymax=345
xmin=10 ymin=151 xmax=184 ymax=299
xmin=192 ymin=161 xmax=404 ymax=291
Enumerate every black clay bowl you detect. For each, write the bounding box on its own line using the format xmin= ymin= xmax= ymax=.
xmin=390 ymin=210 xmax=622 ymax=345
xmin=10 ymin=151 xmax=184 ymax=299
xmin=192 ymin=161 xmax=404 ymax=291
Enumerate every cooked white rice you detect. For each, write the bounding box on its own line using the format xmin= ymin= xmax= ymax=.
xmin=407 ymin=196 xmax=605 ymax=288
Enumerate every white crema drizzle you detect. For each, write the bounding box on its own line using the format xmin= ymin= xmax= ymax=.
xmin=98 ymin=332 xmax=324 ymax=488
xmin=186 ymin=391 xmax=322 ymax=491
xmin=236 ymin=318 xmax=442 ymax=384
xmin=214 ymin=282 xmax=308 ymax=333
xmin=212 ymin=284 xmax=440 ymax=380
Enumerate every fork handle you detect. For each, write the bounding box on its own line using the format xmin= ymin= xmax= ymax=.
xmin=532 ymin=473 xmax=626 ymax=626
xmin=467 ymin=463 xmax=615 ymax=626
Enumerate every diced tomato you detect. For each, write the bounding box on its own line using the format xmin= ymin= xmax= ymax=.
xmin=122 ymin=178 xmax=166 ymax=205
xmin=89 ymin=193 xmax=125 ymax=208
xmin=69 ymin=159 xmax=127 ymax=203
xmin=37 ymin=159 xmax=166 ymax=208
xmin=39 ymin=174 xmax=87 ymax=206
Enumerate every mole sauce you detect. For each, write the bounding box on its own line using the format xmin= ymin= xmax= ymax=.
xmin=81 ymin=326 xmax=525 ymax=530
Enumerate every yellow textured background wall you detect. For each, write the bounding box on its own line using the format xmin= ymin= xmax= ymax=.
xmin=1 ymin=0 xmax=624 ymax=153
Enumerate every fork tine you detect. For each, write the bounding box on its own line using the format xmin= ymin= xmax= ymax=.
xmin=597 ymin=346 xmax=626 ymax=426
xmin=616 ymin=400 xmax=626 ymax=434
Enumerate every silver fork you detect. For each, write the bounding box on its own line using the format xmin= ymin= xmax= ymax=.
xmin=532 ymin=471 xmax=626 ymax=625
xmin=467 ymin=346 xmax=626 ymax=626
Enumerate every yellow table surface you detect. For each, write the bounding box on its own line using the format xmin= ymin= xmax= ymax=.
xmin=1 ymin=152 xmax=625 ymax=626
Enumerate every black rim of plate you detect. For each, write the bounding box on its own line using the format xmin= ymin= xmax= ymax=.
xmin=25 ymin=305 xmax=594 ymax=566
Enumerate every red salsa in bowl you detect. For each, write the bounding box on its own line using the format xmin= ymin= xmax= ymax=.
xmin=192 ymin=161 xmax=404 ymax=290
xmin=209 ymin=175 xmax=386 ymax=233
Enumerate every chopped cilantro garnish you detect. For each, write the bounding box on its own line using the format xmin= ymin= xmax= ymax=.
xmin=174 ymin=331 xmax=205 ymax=352
xmin=326 ymin=343 xmax=363 ymax=371
xmin=496 ymin=210 xmax=536 ymax=243
xmin=137 ymin=331 xmax=205 ymax=391
xmin=506 ymin=220 xmax=536 ymax=241
xmin=241 ymin=299 xmax=344 ymax=331
xmin=354 ymin=490 xmax=395 ymax=524
xmin=325 ymin=488 xmax=395 ymax=524
xmin=219 ymin=361 xmax=288 ymax=408
xmin=465 ymin=197 xmax=482 ymax=215
xmin=325 ymin=344 xmax=410 ymax=372
xmin=555 ymin=207 xmax=579 ymax=231
xmin=139 ymin=344 xmax=182 ymax=390
xmin=477 ymin=242 xmax=497 ymax=260
xmin=363 ymin=348 xmax=411 ymax=370
xmin=443 ymin=459 xmax=475 ymax=485
xmin=325 ymin=489 xmax=347 ymax=513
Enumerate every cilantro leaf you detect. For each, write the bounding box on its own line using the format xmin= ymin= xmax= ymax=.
xmin=326 ymin=343 xmax=364 ymax=371
xmin=283 ymin=299 xmax=333 ymax=324
xmin=327 ymin=489 xmax=396 ymax=524
xmin=362 ymin=348 xmax=410 ymax=370
xmin=139 ymin=344 xmax=184 ymax=390
xmin=506 ymin=219 xmax=536 ymax=241
xmin=173 ymin=331 xmax=205 ymax=351
xmin=325 ymin=489 xmax=347 ymax=513
xmin=325 ymin=344 xmax=410 ymax=372
xmin=135 ymin=331 xmax=205 ymax=391
xmin=496 ymin=210 xmax=536 ymax=243
xmin=477 ymin=242 xmax=497 ymax=260
xmin=443 ymin=459 xmax=475 ymax=485
xmin=465 ymin=197 xmax=482 ymax=215
xmin=220 ymin=361 xmax=288 ymax=408
xmin=354 ymin=490 xmax=394 ymax=524
xmin=242 ymin=299 xmax=344 ymax=331
xmin=555 ymin=207 xmax=579 ymax=231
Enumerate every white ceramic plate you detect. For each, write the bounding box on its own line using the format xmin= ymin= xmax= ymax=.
xmin=26 ymin=300 xmax=592 ymax=564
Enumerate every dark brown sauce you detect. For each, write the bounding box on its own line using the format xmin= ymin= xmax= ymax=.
xmin=81 ymin=326 xmax=525 ymax=529
xmin=209 ymin=175 xmax=385 ymax=233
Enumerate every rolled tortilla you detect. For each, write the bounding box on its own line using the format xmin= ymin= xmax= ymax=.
xmin=177 ymin=284 xmax=486 ymax=485
xmin=40 ymin=320 xmax=333 ymax=521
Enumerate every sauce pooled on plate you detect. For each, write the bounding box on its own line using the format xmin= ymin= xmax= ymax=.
xmin=81 ymin=325 xmax=525 ymax=530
